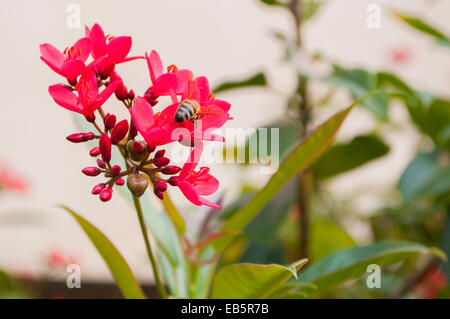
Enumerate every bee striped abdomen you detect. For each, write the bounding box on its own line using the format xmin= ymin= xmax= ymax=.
xmin=175 ymin=99 xmax=200 ymax=123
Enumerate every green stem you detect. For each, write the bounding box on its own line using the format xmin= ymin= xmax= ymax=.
xmin=132 ymin=194 xmax=168 ymax=299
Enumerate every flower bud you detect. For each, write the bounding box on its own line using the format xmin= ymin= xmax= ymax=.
xmin=82 ymin=167 xmax=101 ymax=177
xmin=129 ymin=123 xmax=138 ymax=139
xmin=99 ymin=133 xmax=111 ymax=162
xmin=168 ymin=176 xmax=179 ymax=186
xmin=154 ymin=156 xmax=170 ymax=167
xmin=162 ymin=165 xmax=181 ymax=175
xmin=90 ymin=147 xmax=100 ymax=157
xmin=127 ymin=89 xmax=135 ymax=100
xmin=154 ymin=189 xmax=164 ymax=200
xmin=99 ymin=187 xmax=113 ymax=202
xmin=97 ymin=159 xmax=106 ymax=169
xmin=116 ymin=177 xmax=125 ymax=186
xmin=127 ymin=173 xmax=149 ymax=197
xmin=66 ymin=133 xmax=94 ymax=143
xmin=147 ymin=145 xmax=156 ymax=153
xmin=85 ymin=113 xmax=96 ymax=123
xmin=127 ymin=140 xmax=147 ymax=161
xmin=111 ymin=120 xmax=129 ymax=144
xmin=91 ymin=183 xmax=105 ymax=195
xmin=154 ymin=150 xmax=165 ymax=158
xmin=111 ymin=165 xmax=121 ymax=175
xmin=104 ymin=113 xmax=116 ymax=131
xmin=155 ymin=181 xmax=167 ymax=192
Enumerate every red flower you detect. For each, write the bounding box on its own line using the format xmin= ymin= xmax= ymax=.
xmin=144 ymin=50 xmax=181 ymax=98
xmin=85 ymin=23 xmax=141 ymax=77
xmin=174 ymin=143 xmax=220 ymax=209
xmin=48 ymin=70 xmax=120 ymax=116
xmin=40 ymin=37 xmax=96 ymax=85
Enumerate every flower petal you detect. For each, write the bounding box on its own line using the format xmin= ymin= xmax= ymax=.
xmin=48 ymin=84 xmax=83 ymax=113
xmin=72 ymin=37 xmax=91 ymax=62
xmin=207 ymin=99 xmax=231 ymax=112
xmin=177 ymin=181 xmax=202 ymax=205
xmin=106 ymin=36 xmax=132 ymax=63
xmin=61 ymin=59 xmax=86 ymax=83
xmin=130 ymin=96 xmax=155 ymax=135
xmin=196 ymin=76 xmax=210 ymax=104
xmin=198 ymin=197 xmax=221 ymax=209
xmin=40 ymin=43 xmax=64 ymax=74
xmin=153 ymin=73 xmax=181 ymax=96
xmin=89 ymin=23 xmax=106 ymax=58
xmin=195 ymin=174 xmax=219 ymax=196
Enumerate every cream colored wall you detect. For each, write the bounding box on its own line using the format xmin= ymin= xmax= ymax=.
xmin=0 ymin=0 xmax=449 ymax=282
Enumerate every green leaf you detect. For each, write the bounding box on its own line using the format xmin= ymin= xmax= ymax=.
xmin=323 ymin=67 xmax=389 ymax=120
xmin=218 ymin=93 xmax=375 ymax=247
xmin=259 ymin=0 xmax=287 ymax=7
xmin=60 ymin=206 xmax=146 ymax=299
xmin=309 ymin=219 xmax=356 ymax=262
xmin=159 ymin=189 xmax=186 ymax=235
xmin=376 ymin=72 xmax=415 ymax=95
xmin=304 ymin=0 xmax=322 ymax=22
xmin=213 ymin=73 xmax=267 ymax=94
xmin=295 ymin=241 xmax=446 ymax=295
xmin=398 ymin=151 xmax=450 ymax=201
xmin=312 ymin=134 xmax=390 ymax=179
xmin=211 ymin=259 xmax=308 ymax=299
xmin=395 ymin=12 xmax=450 ymax=46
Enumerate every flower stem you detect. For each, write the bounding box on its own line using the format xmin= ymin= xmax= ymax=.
xmin=132 ymin=194 xmax=167 ymax=299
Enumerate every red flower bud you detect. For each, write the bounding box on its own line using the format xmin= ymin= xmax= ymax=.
xmin=104 ymin=113 xmax=116 ymax=131
xmin=97 ymin=159 xmax=106 ymax=169
xmin=91 ymin=183 xmax=105 ymax=195
xmin=90 ymin=147 xmax=100 ymax=157
xmin=154 ymin=189 xmax=164 ymax=200
xmin=99 ymin=187 xmax=113 ymax=202
xmin=162 ymin=165 xmax=181 ymax=175
xmin=155 ymin=150 xmax=165 ymax=158
xmin=154 ymin=156 xmax=170 ymax=167
xmin=110 ymin=120 xmax=129 ymax=144
xmin=155 ymin=181 xmax=167 ymax=192
xmin=82 ymin=167 xmax=101 ymax=177
xmin=99 ymin=133 xmax=111 ymax=162
xmin=85 ymin=113 xmax=96 ymax=123
xmin=168 ymin=176 xmax=179 ymax=186
xmin=111 ymin=165 xmax=121 ymax=175
xmin=127 ymin=89 xmax=135 ymax=100
xmin=116 ymin=177 xmax=125 ymax=186
xmin=132 ymin=141 xmax=144 ymax=154
xmin=129 ymin=123 xmax=138 ymax=139
xmin=147 ymin=145 xmax=156 ymax=153
xmin=66 ymin=133 xmax=95 ymax=143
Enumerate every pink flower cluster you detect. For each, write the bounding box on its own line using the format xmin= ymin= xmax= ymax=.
xmin=40 ymin=23 xmax=231 ymax=209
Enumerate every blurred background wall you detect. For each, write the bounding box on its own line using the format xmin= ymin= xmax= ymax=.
xmin=0 ymin=0 xmax=449 ymax=282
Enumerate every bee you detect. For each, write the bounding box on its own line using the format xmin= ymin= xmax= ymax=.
xmin=175 ymin=99 xmax=200 ymax=123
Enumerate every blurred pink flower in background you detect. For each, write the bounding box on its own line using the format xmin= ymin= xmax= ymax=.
xmin=390 ymin=45 xmax=413 ymax=64
xmin=0 ymin=162 xmax=28 ymax=193
xmin=48 ymin=248 xmax=79 ymax=269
